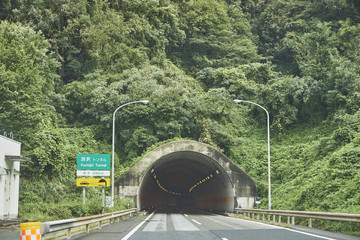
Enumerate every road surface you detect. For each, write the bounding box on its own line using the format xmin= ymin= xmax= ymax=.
xmin=75 ymin=208 xmax=359 ymax=240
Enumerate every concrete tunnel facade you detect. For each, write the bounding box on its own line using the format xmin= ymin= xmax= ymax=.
xmin=115 ymin=140 xmax=258 ymax=212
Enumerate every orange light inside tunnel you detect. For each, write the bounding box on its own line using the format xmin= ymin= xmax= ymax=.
xmin=152 ymin=168 xmax=184 ymax=196
xmin=136 ymin=150 xmax=241 ymax=212
xmin=189 ymin=169 xmax=220 ymax=193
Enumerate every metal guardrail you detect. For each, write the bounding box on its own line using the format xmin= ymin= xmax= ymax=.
xmin=234 ymin=208 xmax=360 ymax=227
xmin=41 ymin=208 xmax=137 ymax=239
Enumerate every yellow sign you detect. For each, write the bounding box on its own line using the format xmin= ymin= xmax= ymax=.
xmin=76 ymin=178 xmax=110 ymax=187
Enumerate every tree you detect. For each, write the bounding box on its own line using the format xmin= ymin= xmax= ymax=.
xmin=80 ymin=63 xmax=202 ymax=163
xmin=283 ymin=21 xmax=360 ymax=115
xmin=13 ymin=0 xmax=91 ymax=82
xmin=174 ymin=0 xmax=259 ymax=74
xmin=253 ymin=0 xmax=360 ymax=74
xmin=81 ymin=6 xmax=150 ymax=74
xmin=0 ymin=21 xmax=60 ymax=135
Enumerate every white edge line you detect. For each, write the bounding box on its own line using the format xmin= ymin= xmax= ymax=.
xmin=233 ymin=217 xmax=283 ymax=229
xmin=121 ymin=211 xmax=155 ymax=240
xmin=286 ymin=229 xmax=336 ymax=240
xmin=191 ymin=219 xmax=202 ymax=225
xmin=233 ymin=217 xmax=336 ymax=240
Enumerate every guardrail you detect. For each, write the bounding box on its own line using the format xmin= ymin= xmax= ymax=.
xmin=234 ymin=208 xmax=360 ymax=227
xmin=41 ymin=208 xmax=137 ymax=239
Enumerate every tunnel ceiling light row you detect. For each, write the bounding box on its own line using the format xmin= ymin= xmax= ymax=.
xmin=151 ymin=168 xmax=184 ymax=196
xmin=189 ymin=169 xmax=220 ymax=193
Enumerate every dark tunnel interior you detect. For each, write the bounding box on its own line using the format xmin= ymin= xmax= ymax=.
xmin=137 ymin=151 xmax=236 ymax=212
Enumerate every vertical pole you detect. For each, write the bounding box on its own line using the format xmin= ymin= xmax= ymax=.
xmin=83 ymin=187 xmax=86 ymax=205
xmin=82 ymin=176 xmax=86 ymax=204
xmin=67 ymin=229 xmax=71 ymax=239
xmin=112 ymin=109 xmax=116 ymax=208
xmin=233 ymin=100 xmax=271 ymax=210
xmin=111 ymin=100 xmax=149 ymax=208
xmin=266 ymin=110 xmax=271 ymax=210
xmin=102 ymin=187 xmax=105 ymax=208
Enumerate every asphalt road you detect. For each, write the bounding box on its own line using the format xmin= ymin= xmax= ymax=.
xmin=74 ymin=208 xmax=360 ymax=240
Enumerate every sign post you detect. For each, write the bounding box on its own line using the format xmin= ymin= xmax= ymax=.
xmin=102 ymin=186 xmax=105 ymax=210
xmin=83 ymin=184 xmax=86 ymax=204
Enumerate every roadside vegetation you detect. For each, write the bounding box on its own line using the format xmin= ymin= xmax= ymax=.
xmin=0 ymin=0 xmax=359 ymax=233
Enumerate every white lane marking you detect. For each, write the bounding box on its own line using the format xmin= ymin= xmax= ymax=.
xmin=203 ymin=215 xmax=243 ymax=229
xmin=285 ymin=229 xmax=336 ymax=240
xmin=184 ymin=214 xmax=188 ymax=217
xmin=231 ymin=217 xmax=336 ymax=240
xmin=227 ymin=217 xmax=283 ymax=229
xmin=143 ymin=213 xmax=167 ymax=231
xmin=191 ymin=219 xmax=202 ymax=225
xmin=171 ymin=213 xmax=199 ymax=231
xmin=121 ymin=211 xmax=155 ymax=240
xmin=222 ymin=238 xmax=228 ymax=240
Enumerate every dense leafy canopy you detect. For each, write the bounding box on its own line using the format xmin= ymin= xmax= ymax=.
xmin=0 ymin=0 xmax=359 ymax=230
xmin=0 ymin=21 xmax=60 ymax=135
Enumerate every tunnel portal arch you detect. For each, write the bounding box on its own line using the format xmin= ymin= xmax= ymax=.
xmin=115 ymin=140 xmax=257 ymax=212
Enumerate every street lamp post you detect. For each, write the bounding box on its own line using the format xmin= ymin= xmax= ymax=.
xmin=233 ymin=99 xmax=271 ymax=210
xmin=111 ymin=100 xmax=149 ymax=207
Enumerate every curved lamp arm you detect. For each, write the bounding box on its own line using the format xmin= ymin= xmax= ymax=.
xmin=111 ymin=100 xmax=149 ymax=207
xmin=233 ymin=99 xmax=271 ymax=210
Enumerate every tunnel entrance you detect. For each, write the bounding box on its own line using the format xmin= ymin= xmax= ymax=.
xmin=138 ymin=151 xmax=235 ymax=211
xmin=115 ymin=140 xmax=257 ymax=212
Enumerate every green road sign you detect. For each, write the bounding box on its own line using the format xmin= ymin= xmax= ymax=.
xmin=77 ymin=154 xmax=110 ymax=170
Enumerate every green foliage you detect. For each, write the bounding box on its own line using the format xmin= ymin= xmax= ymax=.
xmin=282 ymin=21 xmax=360 ymax=116
xmin=253 ymin=0 xmax=360 ymax=73
xmin=0 ymin=21 xmax=60 ymax=134
xmin=0 ymin=0 xmax=359 ymax=229
xmin=174 ymin=0 xmax=260 ymax=74
xmin=108 ymin=198 xmax=135 ymax=213
xmin=12 ymin=0 xmax=91 ymax=82
xmin=81 ymin=4 xmax=150 ymax=73
xmin=19 ymin=194 xmax=135 ymax=221
xmin=79 ymin=64 xmax=203 ymax=166
xmin=271 ymin=119 xmax=360 ymax=213
xmin=20 ymin=126 xmax=110 ymax=179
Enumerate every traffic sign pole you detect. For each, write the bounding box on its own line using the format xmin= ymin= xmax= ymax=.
xmin=83 ymin=176 xmax=86 ymax=205
xmin=102 ymin=187 xmax=105 ymax=210
xmin=83 ymin=187 xmax=86 ymax=205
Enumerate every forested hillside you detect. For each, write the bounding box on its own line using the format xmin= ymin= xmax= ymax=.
xmin=0 ymin=0 xmax=359 ymax=231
